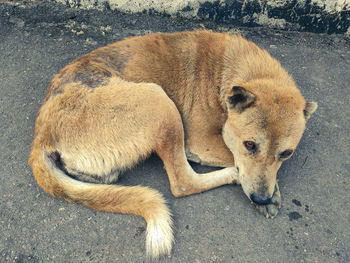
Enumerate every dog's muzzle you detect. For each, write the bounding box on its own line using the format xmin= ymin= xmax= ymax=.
xmin=250 ymin=193 xmax=272 ymax=206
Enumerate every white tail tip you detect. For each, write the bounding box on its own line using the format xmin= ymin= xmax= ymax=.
xmin=146 ymin=215 xmax=174 ymax=261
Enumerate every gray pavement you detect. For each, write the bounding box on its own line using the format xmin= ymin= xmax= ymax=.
xmin=0 ymin=2 xmax=349 ymax=263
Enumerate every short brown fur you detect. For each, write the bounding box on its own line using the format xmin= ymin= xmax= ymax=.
xmin=29 ymin=30 xmax=317 ymax=260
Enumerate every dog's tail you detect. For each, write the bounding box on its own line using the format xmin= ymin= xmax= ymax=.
xmin=29 ymin=147 xmax=173 ymax=261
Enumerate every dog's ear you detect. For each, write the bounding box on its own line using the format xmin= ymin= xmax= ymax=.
xmin=304 ymin=101 xmax=318 ymax=120
xmin=227 ymin=86 xmax=256 ymax=112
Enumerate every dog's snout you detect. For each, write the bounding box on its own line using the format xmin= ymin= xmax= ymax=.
xmin=250 ymin=193 xmax=272 ymax=205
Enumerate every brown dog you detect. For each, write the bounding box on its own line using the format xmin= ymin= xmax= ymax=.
xmin=29 ymin=30 xmax=317 ymax=260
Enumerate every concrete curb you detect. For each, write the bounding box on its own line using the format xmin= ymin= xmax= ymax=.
xmin=57 ymin=0 xmax=350 ymax=34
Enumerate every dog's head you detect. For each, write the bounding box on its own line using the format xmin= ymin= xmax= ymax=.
xmin=222 ymin=79 xmax=317 ymax=205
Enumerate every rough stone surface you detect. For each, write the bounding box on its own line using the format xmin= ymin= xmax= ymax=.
xmin=53 ymin=0 xmax=350 ymax=34
xmin=1 ymin=2 xmax=350 ymax=263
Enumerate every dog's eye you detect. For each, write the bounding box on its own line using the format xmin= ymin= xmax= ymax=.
xmin=279 ymin=150 xmax=294 ymax=159
xmin=243 ymin=141 xmax=257 ymax=152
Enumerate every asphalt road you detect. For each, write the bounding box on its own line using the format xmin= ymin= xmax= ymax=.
xmin=0 ymin=2 xmax=349 ymax=263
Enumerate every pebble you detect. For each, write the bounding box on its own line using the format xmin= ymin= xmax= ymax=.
xmin=9 ymin=17 xmax=24 ymax=28
xmin=333 ymin=37 xmax=340 ymax=43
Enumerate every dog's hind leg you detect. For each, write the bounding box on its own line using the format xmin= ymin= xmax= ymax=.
xmin=155 ymin=103 xmax=239 ymax=197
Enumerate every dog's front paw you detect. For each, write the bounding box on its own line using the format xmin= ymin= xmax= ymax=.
xmin=228 ymin=166 xmax=241 ymax=185
xmin=255 ymin=184 xmax=281 ymax=219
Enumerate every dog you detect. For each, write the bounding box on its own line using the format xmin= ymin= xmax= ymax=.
xmin=29 ymin=30 xmax=317 ymax=260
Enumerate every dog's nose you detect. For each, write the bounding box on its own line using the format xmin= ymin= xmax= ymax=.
xmin=250 ymin=193 xmax=272 ymax=205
